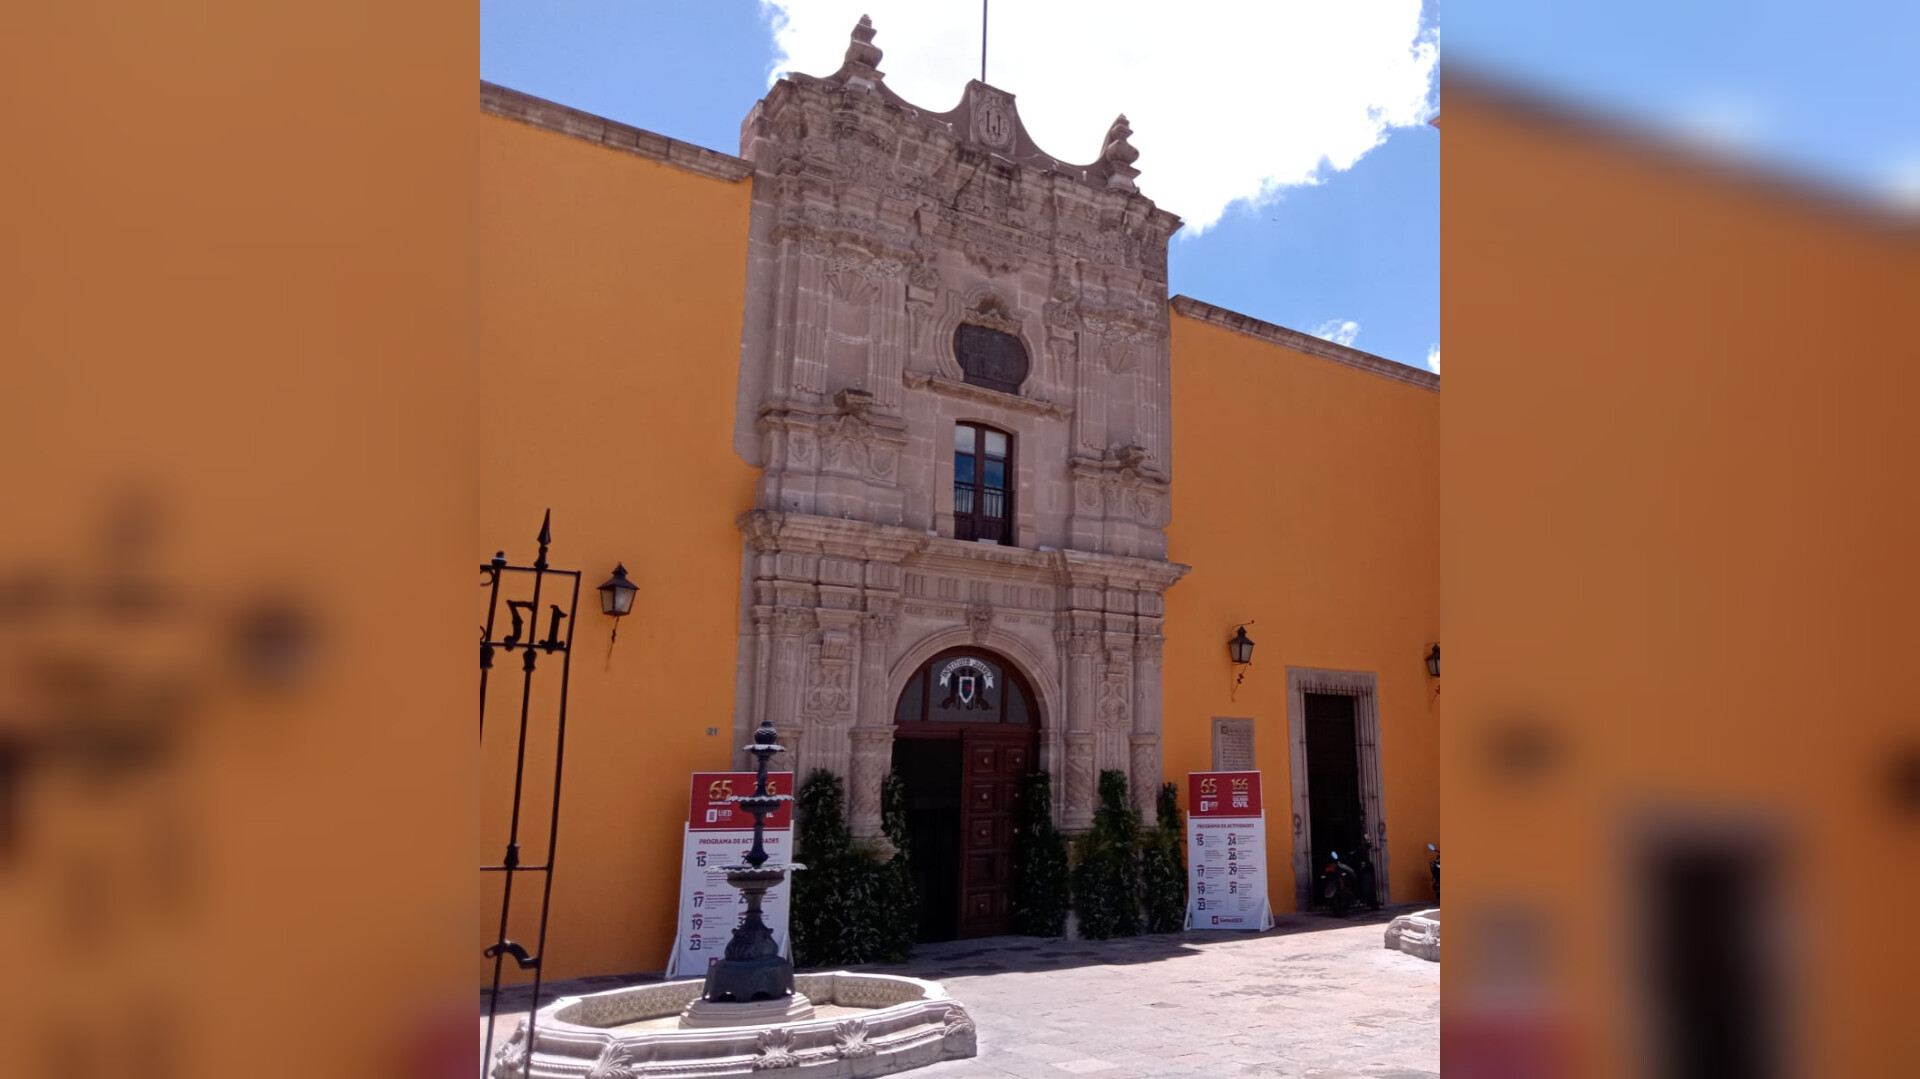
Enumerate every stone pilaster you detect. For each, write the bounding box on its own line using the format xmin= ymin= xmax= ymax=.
xmin=847 ymin=609 xmax=899 ymax=838
xmin=1063 ymin=732 xmax=1096 ymax=832
xmin=767 ymin=605 xmax=813 ymax=775
xmin=791 ymin=242 xmax=830 ymax=398
xmin=1063 ymin=627 xmax=1099 ymax=830
xmin=1130 ymin=632 xmax=1164 ymax=816
xmin=869 ymin=274 xmax=907 ymax=412
xmin=848 ymin=727 xmax=895 ymax=845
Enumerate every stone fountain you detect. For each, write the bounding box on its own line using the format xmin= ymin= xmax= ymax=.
xmin=490 ymin=720 xmax=976 ymax=1078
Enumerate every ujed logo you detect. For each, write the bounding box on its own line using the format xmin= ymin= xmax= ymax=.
xmin=936 ymin=658 xmax=995 ymax=711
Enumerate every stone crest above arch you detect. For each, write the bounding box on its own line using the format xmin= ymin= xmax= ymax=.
xmin=888 ymin=623 xmax=1060 ymax=733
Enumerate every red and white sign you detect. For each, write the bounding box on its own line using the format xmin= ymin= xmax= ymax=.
xmin=666 ymin=772 xmax=794 ymax=979
xmin=1185 ymin=770 xmax=1273 ymax=931
xmin=687 ymin=771 xmax=794 ymax=831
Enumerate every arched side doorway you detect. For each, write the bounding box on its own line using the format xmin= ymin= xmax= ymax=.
xmin=891 ymin=647 xmax=1040 ymax=942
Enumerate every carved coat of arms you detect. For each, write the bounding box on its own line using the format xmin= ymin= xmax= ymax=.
xmin=972 ymin=89 xmax=1014 ymax=150
xmin=937 ymin=657 xmax=996 ymax=710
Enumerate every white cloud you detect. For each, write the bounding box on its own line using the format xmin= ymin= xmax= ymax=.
xmin=1884 ymin=153 xmax=1920 ymax=213
xmin=760 ymin=1 xmax=1437 ymax=232
xmin=1312 ymin=319 xmax=1361 ymax=347
xmin=1424 ymin=343 xmax=1440 ymax=373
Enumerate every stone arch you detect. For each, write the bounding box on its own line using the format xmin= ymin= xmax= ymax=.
xmin=888 ymin=624 xmax=1060 ymax=732
xmin=886 ymin=624 xmax=1065 ymax=829
xmin=932 ymin=285 xmax=1044 ymax=396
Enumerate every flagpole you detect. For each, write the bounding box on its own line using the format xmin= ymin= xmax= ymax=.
xmin=981 ymin=0 xmax=988 ymax=83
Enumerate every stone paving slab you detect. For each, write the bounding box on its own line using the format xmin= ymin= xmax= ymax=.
xmin=483 ymin=906 xmax=1436 ymax=1077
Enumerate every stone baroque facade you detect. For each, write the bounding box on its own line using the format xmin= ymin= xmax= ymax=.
xmin=732 ymin=17 xmax=1188 ymax=834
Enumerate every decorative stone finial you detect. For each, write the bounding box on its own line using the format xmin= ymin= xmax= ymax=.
xmin=1102 ymin=114 xmax=1140 ymax=192
xmin=842 ymin=14 xmax=885 ymax=89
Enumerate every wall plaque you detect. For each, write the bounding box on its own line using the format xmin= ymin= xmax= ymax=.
xmin=1212 ymin=717 xmax=1255 ymax=771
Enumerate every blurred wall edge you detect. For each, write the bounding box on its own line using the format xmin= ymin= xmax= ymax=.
xmin=1 ymin=3 xmax=477 ymax=1078
xmin=1440 ymin=72 xmax=1920 ymax=1078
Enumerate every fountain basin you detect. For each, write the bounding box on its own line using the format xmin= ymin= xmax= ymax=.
xmin=491 ymin=971 xmax=976 ymax=1078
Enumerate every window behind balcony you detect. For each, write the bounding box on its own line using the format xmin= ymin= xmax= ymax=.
xmin=954 ymin=422 xmax=1013 ymax=545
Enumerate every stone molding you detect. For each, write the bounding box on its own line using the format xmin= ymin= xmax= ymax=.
xmin=1170 ymin=295 xmax=1439 ymax=391
xmin=479 ymin=82 xmax=754 ymax=183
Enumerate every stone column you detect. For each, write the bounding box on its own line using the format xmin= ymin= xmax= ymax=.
xmin=1129 ymin=633 xmax=1164 ymax=818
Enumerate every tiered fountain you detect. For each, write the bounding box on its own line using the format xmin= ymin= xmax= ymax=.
xmin=680 ymin=720 xmax=813 ymax=1027
xmin=490 ymin=720 xmax=976 ymax=1078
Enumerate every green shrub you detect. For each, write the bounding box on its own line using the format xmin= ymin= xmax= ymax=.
xmin=873 ymin=769 xmax=917 ymax=961
xmin=1070 ymin=769 xmax=1143 ymax=939
xmin=1140 ymin=781 xmax=1188 ymax=933
xmin=1008 ymin=771 xmax=1070 ymax=937
xmin=790 ymin=769 xmax=915 ymax=967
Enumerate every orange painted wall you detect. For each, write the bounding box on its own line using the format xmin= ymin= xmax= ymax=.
xmin=477 ymin=113 xmax=758 ymax=983
xmin=1163 ymin=312 xmax=1441 ymax=911
xmin=1442 ymin=81 xmax=1919 ymax=1076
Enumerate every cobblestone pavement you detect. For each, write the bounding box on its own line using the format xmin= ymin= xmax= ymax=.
xmin=881 ymin=907 xmax=1437 ymax=1079
xmin=483 ymin=905 xmax=1437 ymax=1078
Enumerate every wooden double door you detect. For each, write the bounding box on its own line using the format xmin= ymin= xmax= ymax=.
xmin=893 ymin=727 xmax=1035 ymax=940
xmin=891 ymin=648 xmax=1040 ymax=941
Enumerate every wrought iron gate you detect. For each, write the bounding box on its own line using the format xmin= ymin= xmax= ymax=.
xmin=479 ymin=511 xmax=580 ymax=1078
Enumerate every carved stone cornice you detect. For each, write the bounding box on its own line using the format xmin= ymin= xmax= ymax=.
xmin=770 ymin=206 xmax=918 ymax=264
xmin=1056 ymin=549 xmax=1191 ymax=596
xmin=1068 ymin=450 xmax=1169 ymax=488
xmin=903 ymin=535 xmax=1188 ymax=599
xmin=737 ymin=510 xmax=927 ymax=563
xmin=901 ymin=372 xmax=1071 ymax=420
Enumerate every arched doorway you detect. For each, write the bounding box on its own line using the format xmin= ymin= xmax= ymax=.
xmin=891 ymin=647 xmax=1040 ymax=941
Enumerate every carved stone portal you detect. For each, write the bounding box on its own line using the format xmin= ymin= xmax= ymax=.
xmin=731 ymin=18 xmax=1187 ymax=836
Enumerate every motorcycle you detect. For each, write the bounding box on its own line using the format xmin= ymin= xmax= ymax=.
xmin=1320 ymin=850 xmax=1360 ymax=916
xmin=1349 ymin=837 xmax=1383 ymax=911
xmin=1428 ymin=842 xmax=1440 ymax=902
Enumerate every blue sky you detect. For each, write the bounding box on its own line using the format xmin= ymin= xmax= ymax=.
xmin=480 ymin=1 xmax=1443 ymax=372
xmin=1451 ymin=2 xmax=1920 ymax=208
xmin=481 ymin=3 xmax=1915 ymax=376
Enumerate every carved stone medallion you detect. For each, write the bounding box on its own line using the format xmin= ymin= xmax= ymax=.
xmin=972 ymin=88 xmax=1015 ymax=150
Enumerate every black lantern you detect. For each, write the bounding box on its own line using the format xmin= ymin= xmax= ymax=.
xmin=1228 ymin=626 xmax=1256 ymax=665
xmin=1425 ymin=643 xmax=1441 ymax=678
xmin=599 ymin=563 xmax=638 ymax=618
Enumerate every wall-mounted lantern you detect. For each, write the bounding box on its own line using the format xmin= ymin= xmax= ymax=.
xmin=1425 ymin=643 xmax=1441 ymax=678
xmin=1228 ymin=625 xmax=1256 ymax=666
xmin=598 ymin=563 xmax=638 ymax=643
xmin=1227 ymin=623 xmax=1256 ymax=700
